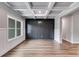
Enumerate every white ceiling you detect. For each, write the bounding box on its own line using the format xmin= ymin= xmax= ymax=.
xmin=5 ymin=2 xmax=73 ymax=19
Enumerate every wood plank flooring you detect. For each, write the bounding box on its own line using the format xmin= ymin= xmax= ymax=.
xmin=3 ymin=39 xmax=79 ymax=57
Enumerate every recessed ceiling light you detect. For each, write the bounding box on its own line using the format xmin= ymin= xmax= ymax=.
xmin=38 ymin=10 xmax=41 ymax=14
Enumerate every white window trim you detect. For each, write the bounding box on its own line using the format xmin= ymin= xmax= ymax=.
xmin=7 ymin=15 xmax=23 ymax=42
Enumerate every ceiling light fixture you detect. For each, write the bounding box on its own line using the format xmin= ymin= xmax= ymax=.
xmin=38 ymin=10 xmax=41 ymax=14
xmin=38 ymin=21 xmax=42 ymax=24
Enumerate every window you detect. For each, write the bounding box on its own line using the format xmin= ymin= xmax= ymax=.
xmin=16 ymin=21 xmax=21 ymax=36
xmin=8 ymin=18 xmax=15 ymax=39
xmin=8 ymin=17 xmax=22 ymax=40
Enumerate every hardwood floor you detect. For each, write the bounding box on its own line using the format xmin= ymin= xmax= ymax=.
xmin=3 ymin=39 xmax=79 ymax=57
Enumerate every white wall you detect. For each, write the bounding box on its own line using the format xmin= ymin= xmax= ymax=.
xmin=0 ymin=3 xmax=25 ymax=56
xmin=55 ymin=2 xmax=79 ymax=44
xmin=72 ymin=11 xmax=79 ymax=43
xmin=54 ymin=16 xmax=62 ymax=43
xmin=62 ymin=15 xmax=73 ymax=43
xmin=62 ymin=9 xmax=79 ymax=44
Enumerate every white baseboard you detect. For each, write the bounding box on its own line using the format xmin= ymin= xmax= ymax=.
xmin=63 ymin=39 xmax=72 ymax=43
xmin=63 ymin=39 xmax=79 ymax=44
xmin=71 ymin=41 xmax=79 ymax=44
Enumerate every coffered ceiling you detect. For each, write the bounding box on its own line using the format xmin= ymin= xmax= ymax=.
xmin=5 ymin=2 xmax=73 ymax=19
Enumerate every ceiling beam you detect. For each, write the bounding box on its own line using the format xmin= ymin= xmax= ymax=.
xmin=14 ymin=8 xmax=64 ymax=11
xmin=24 ymin=2 xmax=35 ymax=18
xmin=44 ymin=2 xmax=56 ymax=18
xmin=23 ymin=14 xmax=46 ymax=16
xmin=3 ymin=2 xmax=24 ymax=18
xmin=22 ymin=13 xmax=58 ymax=16
xmin=57 ymin=2 xmax=79 ymax=17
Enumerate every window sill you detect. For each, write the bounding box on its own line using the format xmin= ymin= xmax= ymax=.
xmin=8 ymin=35 xmax=23 ymax=42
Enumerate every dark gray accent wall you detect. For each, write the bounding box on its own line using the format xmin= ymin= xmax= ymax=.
xmin=25 ymin=19 xmax=54 ymax=39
